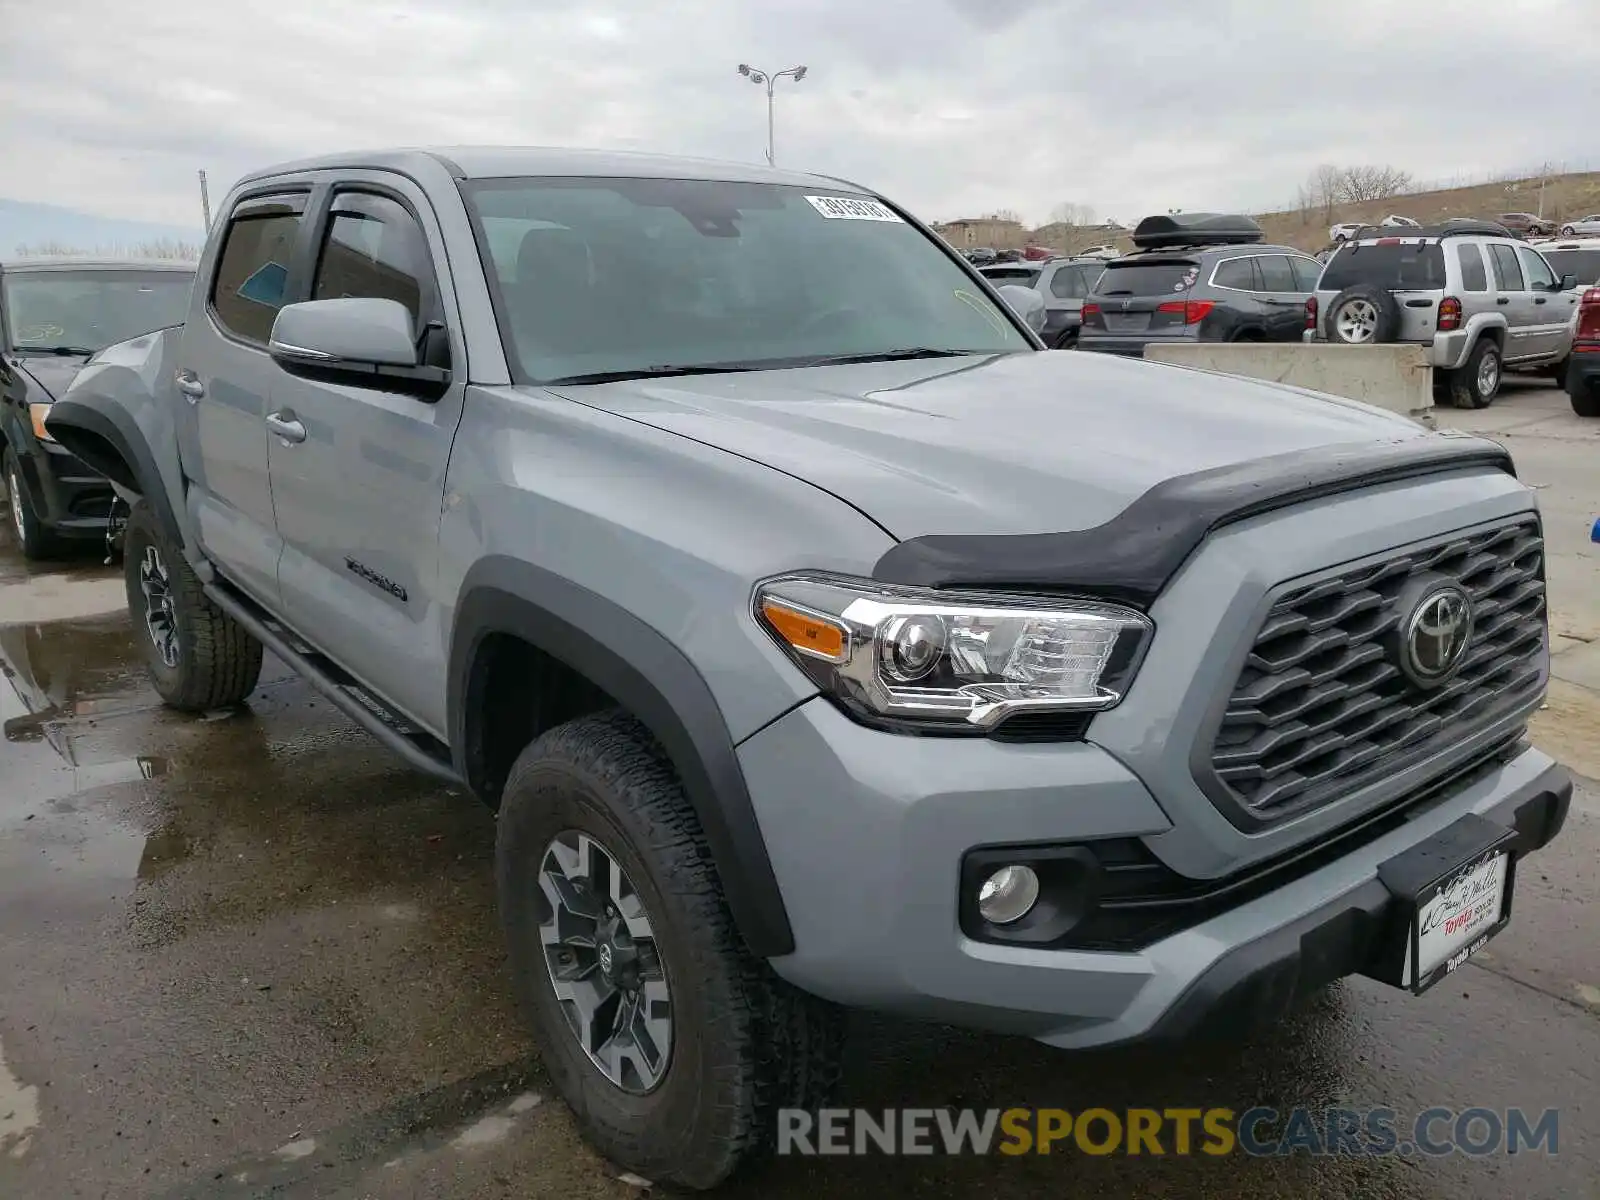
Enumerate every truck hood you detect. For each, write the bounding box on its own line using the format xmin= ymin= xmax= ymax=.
xmin=11 ymin=354 xmax=90 ymax=402
xmin=552 ymin=350 xmax=1429 ymax=538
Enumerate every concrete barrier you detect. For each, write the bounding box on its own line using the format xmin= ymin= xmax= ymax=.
xmin=1141 ymin=343 xmax=1435 ymax=426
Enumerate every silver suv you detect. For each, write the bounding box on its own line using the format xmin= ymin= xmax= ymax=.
xmin=1310 ymin=221 xmax=1580 ymax=408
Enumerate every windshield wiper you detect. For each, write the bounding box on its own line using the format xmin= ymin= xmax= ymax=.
xmin=544 ymin=363 xmax=764 ymax=385
xmin=798 ymin=347 xmax=975 ymax=367
xmin=17 ymin=345 xmax=98 ymax=357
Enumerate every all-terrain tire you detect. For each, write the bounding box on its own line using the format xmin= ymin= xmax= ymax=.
xmin=1325 ymin=284 xmax=1401 ymax=344
xmin=122 ymin=501 xmax=264 ymax=711
xmin=3 ymin=446 xmax=66 ymax=561
xmin=496 ymin=711 xmax=844 ymax=1190
xmin=1448 ymin=338 xmax=1502 ymax=409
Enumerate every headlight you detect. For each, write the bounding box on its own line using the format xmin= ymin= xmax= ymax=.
xmin=754 ymin=572 xmax=1152 ymax=735
xmin=29 ymin=403 xmax=55 ymax=444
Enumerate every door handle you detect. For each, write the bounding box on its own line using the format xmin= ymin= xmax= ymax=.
xmin=265 ymin=411 xmax=307 ymax=445
xmin=1534 ymin=297 xmax=1547 ymax=305
xmin=1496 ymin=297 xmax=1510 ymax=305
xmin=175 ymin=370 xmax=205 ymax=403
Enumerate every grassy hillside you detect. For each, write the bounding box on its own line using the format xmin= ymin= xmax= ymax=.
xmin=1255 ymin=171 xmax=1600 ymax=252
xmin=1027 ymin=171 xmax=1600 ymax=257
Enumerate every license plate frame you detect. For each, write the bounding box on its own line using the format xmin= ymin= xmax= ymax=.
xmin=1372 ymin=812 xmax=1519 ymax=996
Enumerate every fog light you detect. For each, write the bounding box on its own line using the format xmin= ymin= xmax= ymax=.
xmin=976 ymin=865 xmax=1039 ymax=925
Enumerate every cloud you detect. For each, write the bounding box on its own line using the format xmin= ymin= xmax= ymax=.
xmin=0 ymin=0 xmax=1594 ymax=230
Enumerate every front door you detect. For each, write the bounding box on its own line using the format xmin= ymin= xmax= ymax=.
xmin=266 ymin=179 xmax=465 ymax=735
xmin=1516 ymin=245 xmax=1579 ymax=360
xmin=175 ymin=192 xmax=309 ymax=605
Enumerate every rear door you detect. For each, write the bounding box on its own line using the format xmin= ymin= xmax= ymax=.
xmin=176 ymin=190 xmax=309 ymax=606
xmin=1252 ymin=253 xmax=1311 ymax=341
xmin=1487 ymin=242 xmax=1538 ymax=362
xmin=1516 ymin=244 xmax=1578 ymax=359
xmin=266 ymin=176 xmax=466 ymax=734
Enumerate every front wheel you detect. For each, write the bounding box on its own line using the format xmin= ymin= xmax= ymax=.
xmin=1560 ymin=225 xmax=1576 ymax=237
xmin=1573 ymin=378 xmax=1600 ymax=417
xmin=3 ymin=447 xmax=65 ymax=561
xmin=122 ymin=501 xmax=264 ymax=711
xmin=1448 ymin=339 xmax=1502 ymax=409
xmin=496 ymin=711 xmax=843 ymax=1190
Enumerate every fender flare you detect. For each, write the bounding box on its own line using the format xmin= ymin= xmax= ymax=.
xmin=448 ymin=556 xmax=795 ymax=958
xmin=45 ymin=395 xmax=184 ymax=546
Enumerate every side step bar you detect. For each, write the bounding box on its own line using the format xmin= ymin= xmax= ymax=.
xmin=203 ymin=581 xmax=464 ymax=787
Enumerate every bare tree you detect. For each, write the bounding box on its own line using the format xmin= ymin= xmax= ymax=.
xmin=986 ymin=208 xmax=1024 ymax=224
xmin=1312 ymin=163 xmax=1344 ymax=223
xmin=1337 ymin=165 xmax=1412 ymax=204
xmin=14 ymin=238 xmax=201 ymax=260
xmin=1050 ymin=201 xmax=1097 ymax=227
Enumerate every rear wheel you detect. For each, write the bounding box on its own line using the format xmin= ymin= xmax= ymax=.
xmin=1560 ymin=225 xmax=1576 ymax=237
xmin=122 ymin=501 xmax=264 ymax=711
xmin=1572 ymin=378 xmax=1600 ymax=417
xmin=3 ymin=447 xmax=65 ymax=561
xmin=497 ymin=711 xmax=844 ymax=1190
xmin=1051 ymin=328 xmax=1078 ymax=350
xmin=1448 ymin=339 xmax=1502 ymax=409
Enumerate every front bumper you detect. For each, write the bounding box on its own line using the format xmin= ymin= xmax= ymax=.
xmin=15 ymin=438 xmax=116 ymax=537
xmin=742 ymin=696 xmax=1570 ymax=1047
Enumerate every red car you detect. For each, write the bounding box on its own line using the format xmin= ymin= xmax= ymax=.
xmin=1568 ymin=286 xmax=1600 ymax=417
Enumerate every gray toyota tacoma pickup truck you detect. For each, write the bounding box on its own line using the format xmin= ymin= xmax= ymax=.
xmin=46 ymin=148 xmax=1571 ymax=1189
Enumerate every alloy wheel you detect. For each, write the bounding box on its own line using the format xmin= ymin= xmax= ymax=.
xmin=538 ymin=830 xmax=673 ymax=1094
xmin=1335 ymin=298 xmax=1377 ymax=343
xmin=1478 ymin=351 xmax=1500 ymax=397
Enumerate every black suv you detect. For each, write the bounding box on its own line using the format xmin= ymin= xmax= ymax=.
xmin=1 ymin=258 xmax=194 ymax=558
xmin=1078 ymin=214 xmax=1324 ymax=357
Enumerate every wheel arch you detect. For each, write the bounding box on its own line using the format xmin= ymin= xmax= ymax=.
xmin=46 ymin=395 xmax=184 ymax=546
xmin=448 ymin=555 xmax=796 ymax=958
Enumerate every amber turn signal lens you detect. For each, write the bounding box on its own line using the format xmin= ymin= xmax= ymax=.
xmin=760 ymin=600 xmax=848 ymax=662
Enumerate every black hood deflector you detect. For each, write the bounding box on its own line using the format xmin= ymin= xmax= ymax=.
xmin=871 ymin=433 xmax=1516 ymax=607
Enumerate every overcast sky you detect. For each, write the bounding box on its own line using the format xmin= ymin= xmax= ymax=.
xmin=1 ymin=0 xmax=1594 ymax=231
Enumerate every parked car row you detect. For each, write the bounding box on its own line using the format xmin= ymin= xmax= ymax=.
xmin=1 ymin=257 xmax=195 ymax=558
xmin=976 ymin=256 xmax=1105 ymax=347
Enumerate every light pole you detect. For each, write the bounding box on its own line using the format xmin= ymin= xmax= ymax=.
xmin=737 ymin=63 xmax=807 ymax=166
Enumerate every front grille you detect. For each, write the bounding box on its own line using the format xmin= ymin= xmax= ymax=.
xmin=1208 ymin=518 xmax=1546 ymax=823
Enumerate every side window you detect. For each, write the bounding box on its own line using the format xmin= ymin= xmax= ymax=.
xmin=312 ymin=193 xmax=435 ymax=333
xmin=1048 ymin=267 xmax=1075 ymax=299
xmin=1255 ymin=254 xmax=1299 ymax=292
xmin=1489 ymin=243 xmax=1525 ymax=292
xmin=1456 ymin=243 xmax=1489 ymax=292
xmin=210 ymin=205 xmax=304 ymax=344
xmin=1289 ymin=257 xmax=1323 ymax=291
xmin=1211 ymin=256 xmax=1259 ymax=290
xmin=1517 ymin=247 xmax=1557 ymax=290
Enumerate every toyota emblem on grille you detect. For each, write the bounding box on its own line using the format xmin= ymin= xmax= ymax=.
xmin=1401 ymin=585 xmax=1473 ymax=686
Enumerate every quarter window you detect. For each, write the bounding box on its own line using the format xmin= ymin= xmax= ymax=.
xmin=1456 ymin=244 xmax=1489 ymax=292
xmin=1488 ymin=243 xmax=1525 ymax=292
xmin=1211 ymin=257 xmax=1259 ymax=290
xmin=210 ymin=204 xmax=304 ymax=344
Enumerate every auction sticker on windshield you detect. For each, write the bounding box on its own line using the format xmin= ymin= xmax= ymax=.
xmin=806 ymin=195 xmax=903 ymax=222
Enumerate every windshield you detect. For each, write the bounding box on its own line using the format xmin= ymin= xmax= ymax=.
xmin=462 ymin=177 xmax=1030 ymax=383
xmin=2 ymin=270 xmax=194 ymax=354
xmin=1542 ymin=249 xmax=1600 ymax=286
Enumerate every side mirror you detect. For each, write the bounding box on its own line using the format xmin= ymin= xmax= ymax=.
xmin=1559 ymin=273 xmax=1578 ymax=291
xmin=996 ymin=283 xmax=1046 ymax=336
xmin=270 ymin=297 xmax=419 ymax=370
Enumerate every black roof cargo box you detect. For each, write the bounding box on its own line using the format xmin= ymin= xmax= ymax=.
xmin=1131 ymin=213 xmax=1264 ymax=250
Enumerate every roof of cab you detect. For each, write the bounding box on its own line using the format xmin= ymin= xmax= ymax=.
xmin=0 ymin=257 xmax=196 ymax=273
xmin=237 ymin=146 xmax=869 ymax=193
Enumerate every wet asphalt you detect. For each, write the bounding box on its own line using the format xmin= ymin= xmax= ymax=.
xmin=1 ymin=380 xmax=1597 ymax=1199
